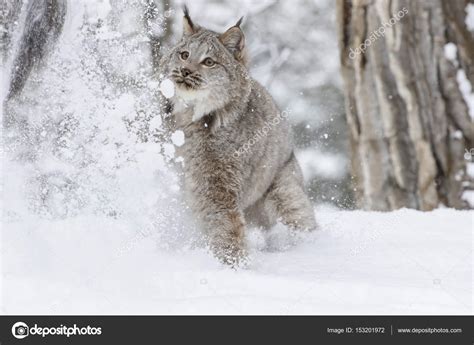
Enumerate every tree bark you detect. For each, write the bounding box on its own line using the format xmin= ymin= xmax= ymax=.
xmin=6 ymin=0 xmax=66 ymax=101
xmin=337 ymin=0 xmax=474 ymax=210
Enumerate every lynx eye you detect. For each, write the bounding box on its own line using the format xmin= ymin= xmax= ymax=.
xmin=202 ymin=57 xmax=215 ymax=67
xmin=179 ymin=51 xmax=189 ymax=60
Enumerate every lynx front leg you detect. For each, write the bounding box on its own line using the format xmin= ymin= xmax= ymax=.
xmin=187 ymin=166 xmax=248 ymax=266
xmin=204 ymin=209 xmax=247 ymax=266
xmin=265 ymin=155 xmax=317 ymax=231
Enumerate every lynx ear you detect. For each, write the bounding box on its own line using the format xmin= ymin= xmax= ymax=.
xmin=219 ymin=18 xmax=245 ymax=61
xmin=183 ymin=5 xmax=196 ymax=36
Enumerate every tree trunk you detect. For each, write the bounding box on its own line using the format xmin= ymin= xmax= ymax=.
xmin=6 ymin=0 xmax=67 ymax=101
xmin=336 ymin=0 xmax=474 ymax=211
xmin=144 ymin=0 xmax=174 ymax=71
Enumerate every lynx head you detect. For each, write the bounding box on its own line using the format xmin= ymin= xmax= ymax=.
xmin=161 ymin=6 xmax=251 ymax=124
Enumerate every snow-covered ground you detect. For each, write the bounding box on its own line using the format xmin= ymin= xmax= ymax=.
xmin=2 ymin=207 xmax=472 ymax=315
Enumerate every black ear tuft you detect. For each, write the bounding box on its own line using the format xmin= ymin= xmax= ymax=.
xmin=182 ymin=5 xmax=196 ymax=36
xmin=235 ymin=17 xmax=244 ymax=28
xmin=183 ymin=5 xmax=192 ymax=26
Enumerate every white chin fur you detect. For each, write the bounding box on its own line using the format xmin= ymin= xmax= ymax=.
xmin=175 ymin=85 xmax=209 ymax=101
xmin=174 ymin=86 xmax=213 ymax=122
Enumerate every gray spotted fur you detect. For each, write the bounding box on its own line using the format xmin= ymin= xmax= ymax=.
xmin=159 ymin=8 xmax=317 ymax=265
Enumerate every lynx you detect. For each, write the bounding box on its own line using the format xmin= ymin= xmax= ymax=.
xmin=159 ymin=7 xmax=317 ymax=265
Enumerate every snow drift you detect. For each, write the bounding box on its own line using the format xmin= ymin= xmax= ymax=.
xmin=2 ymin=207 xmax=472 ymax=314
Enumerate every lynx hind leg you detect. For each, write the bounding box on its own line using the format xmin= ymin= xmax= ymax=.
xmin=244 ymin=196 xmax=276 ymax=230
xmin=265 ymin=155 xmax=317 ymax=231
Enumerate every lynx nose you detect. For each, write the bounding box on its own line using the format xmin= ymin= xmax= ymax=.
xmin=181 ymin=67 xmax=192 ymax=77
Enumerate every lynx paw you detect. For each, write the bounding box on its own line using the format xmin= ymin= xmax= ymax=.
xmin=211 ymin=242 xmax=249 ymax=268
